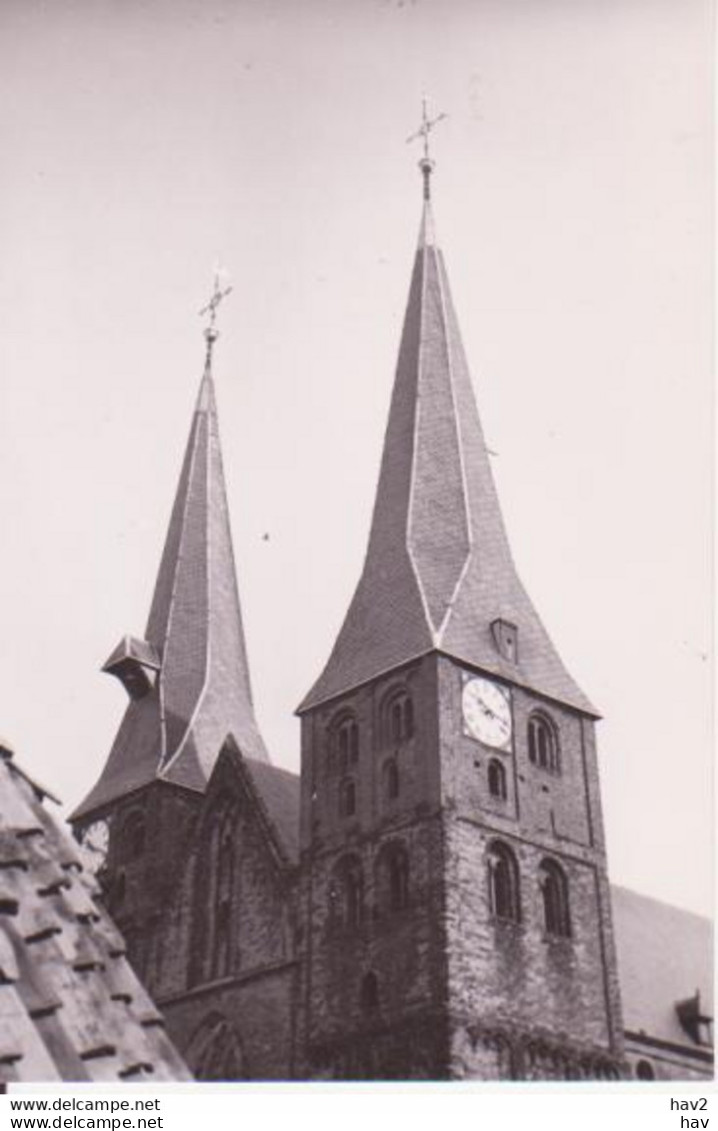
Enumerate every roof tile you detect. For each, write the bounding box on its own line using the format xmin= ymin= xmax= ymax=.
xmin=0 ymin=753 xmax=191 ymax=1082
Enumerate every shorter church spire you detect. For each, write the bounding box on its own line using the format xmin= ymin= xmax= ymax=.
xmin=73 ymin=288 xmax=269 ymax=821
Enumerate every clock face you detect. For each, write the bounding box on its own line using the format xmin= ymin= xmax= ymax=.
xmin=462 ymin=676 xmax=512 ymax=749
xmin=80 ymin=819 xmax=110 ymax=874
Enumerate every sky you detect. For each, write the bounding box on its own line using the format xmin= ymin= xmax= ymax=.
xmin=0 ymin=0 xmax=712 ymax=917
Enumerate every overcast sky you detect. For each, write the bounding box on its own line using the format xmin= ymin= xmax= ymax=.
xmin=0 ymin=0 xmax=712 ymax=917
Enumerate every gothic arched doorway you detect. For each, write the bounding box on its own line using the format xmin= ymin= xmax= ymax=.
xmin=187 ymin=1013 xmax=244 ymax=1081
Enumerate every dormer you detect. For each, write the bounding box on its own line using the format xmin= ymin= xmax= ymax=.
xmin=676 ymin=990 xmax=713 ymax=1047
xmin=102 ymin=636 xmax=161 ymax=700
xmin=491 ymin=618 xmax=518 ymax=663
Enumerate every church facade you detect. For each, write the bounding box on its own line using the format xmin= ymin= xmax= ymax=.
xmin=70 ymin=160 xmax=713 ymax=1083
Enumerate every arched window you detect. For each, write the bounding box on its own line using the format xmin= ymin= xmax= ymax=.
xmin=360 ymin=971 xmax=380 ymax=1013
xmin=375 ymin=842 xmax=410 ymax=915
xmin=403 ymin=697 xmax=414 ymax=740
xmin=388 ymin=849 xmax=409 ymax=911
xmin=214 ymin=829 xmax=233 ymax=976
xmin=214 ymin=898 xmax=231 ymax=974
xmin=383 ymin=689 xmax=414 ymax=747
xmin=339 ymin=777 xmax=356 ymax=818
xmin=635 ymin=1059 xmax=655 ymax=1081
xmin=329 ymin=712 xmax=360 ymax=775
xmin=328 ymin=855 xmax=363 ymax=930
xmin=122 ymin=810 xmax=146 ymax=860
xmin=488 ymin=759 xmax=507 ymax=801
xmin=487 ymin=840 xmax=520 ymax=923
xmin=539 ymin=858 xmax=571 ymax=938
xmin=188 ymin=802 xmax=237 ymax=987
xmin=383 ymin=758 xmax=400 ymax=801
xmin=527 ymin=712 xmax=560 ymax=773
xmin=210 ymin=810 xmax=235 ymax=978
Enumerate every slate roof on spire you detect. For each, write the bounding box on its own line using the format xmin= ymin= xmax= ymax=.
xmin=300 ymin=194 xmax=596 ymax=715
xmin=73 ymin=355 xmax=269 ymax=821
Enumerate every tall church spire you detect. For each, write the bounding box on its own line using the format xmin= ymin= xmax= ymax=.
xmin=300 ymin=153 xmax=595 ymax=715
xmin=74 ymin=304 xmax=269 ymax=820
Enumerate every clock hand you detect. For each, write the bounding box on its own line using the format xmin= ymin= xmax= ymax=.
xmin=482 ymin=704 xmax=510 ymax=735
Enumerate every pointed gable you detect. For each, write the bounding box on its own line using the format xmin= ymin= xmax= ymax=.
xmin=204 ymin=739 xmax=300 ymax=868
xmin=73 ymin=357 xmax=269 ymax=822
xmin=300 ymin=194 xmax=595 ymax=716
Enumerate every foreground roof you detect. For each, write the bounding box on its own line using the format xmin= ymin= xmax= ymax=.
xmin=300 ymin=189 xmax=595 ymax=715
xmin=611 ymin=884 xmax=713 ymax=1053
xmin=0 ymin=746 xmax=190 ymax=1083
xmin=74 ymin=351 xmax=269 ymax=821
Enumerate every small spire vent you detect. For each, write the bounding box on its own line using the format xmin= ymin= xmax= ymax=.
xmin=491 ymin=619 xmax=518 ymax=664
xmin=102 ymin=636 xmax=161 ymax=700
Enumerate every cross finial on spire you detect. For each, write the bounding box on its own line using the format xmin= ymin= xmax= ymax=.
xmin=406 ymin=97 xmax=447 ymax=201
xmin=199 ymin=269 xmax=233 ymax=368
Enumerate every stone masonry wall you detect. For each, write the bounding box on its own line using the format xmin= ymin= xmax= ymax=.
xmin=152 ymin=756 xmax=297 ymax=1079
xmin=163 ymin=965 xmax=297 ymax=1080
xmin=299 ymin=815 xmax=446 ymax=1060
xmin=300 ymin=658 xmax=442 ymax=854
xmin=444 ymin=817 xmax=616 ymax=1060
xmin=436 ymin=655 xmax=625 ymax=1077
xmin=298 ymin=657 xmax=451 ymax=1078
xmin=95 ymin=783 xmax=201 ymax=994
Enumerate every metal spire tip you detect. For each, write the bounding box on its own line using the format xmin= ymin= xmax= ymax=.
xmin=407 ymin=97 xmax=447 ymax=200
xmin=199 ymin=270 xmax=233 ymax=365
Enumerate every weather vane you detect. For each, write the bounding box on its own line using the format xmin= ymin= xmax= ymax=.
xmin=407 ymin=97 xmax=447 ymax=200
xmin=199 ymin=270 xmax=233 ymax=363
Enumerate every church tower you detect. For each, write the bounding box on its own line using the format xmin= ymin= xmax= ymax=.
xmin=71 ymin=297 xmax=269 ymax=990
xmin=296 ymin=143 xmax=625 ymax=1080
